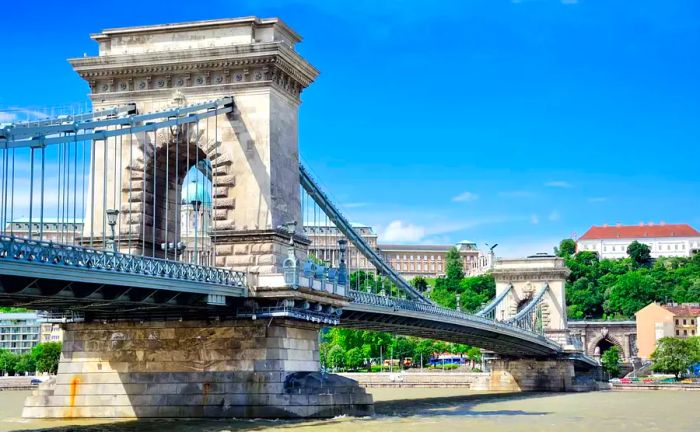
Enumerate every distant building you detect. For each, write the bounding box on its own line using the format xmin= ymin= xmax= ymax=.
xmin=304 ymin=223 xmax=378 ymax=272
xmin=635 ymin=302 xmax=700 ymax=359
xmin=378 ymin=241 xmax=490 ymax=278
xmin=40 ymin=322 xmax=64 ymax=344
xmin=303 ymin=223 xmax=491 ymax=278
xmin=0 ymin=313 xmax=41 ymax=355
xmin=577 ymin=223 xmax=700 ymax=259
xmin=3 ymin=218 xmax=83 ymax=244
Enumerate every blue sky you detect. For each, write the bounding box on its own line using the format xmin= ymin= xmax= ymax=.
xmin=1 ymin=0 xmax=699 ymax=257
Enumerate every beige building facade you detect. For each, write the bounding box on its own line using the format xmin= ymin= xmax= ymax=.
xmin=303 ymin=224 xmax=490 ymax=278
xmin=635 ymin=302 xmax=700 ymax=359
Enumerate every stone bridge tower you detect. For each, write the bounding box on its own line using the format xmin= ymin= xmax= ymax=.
xmin=492 ymin=254 xmax=571 ymax=345
xmin=70 ymin=17 xmax=318 ymax=276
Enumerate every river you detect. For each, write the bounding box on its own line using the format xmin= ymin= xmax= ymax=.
xmin=1 ymin=388 xmax=697 ymax=431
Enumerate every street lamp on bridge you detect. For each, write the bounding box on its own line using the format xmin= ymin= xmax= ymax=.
xmin=105 ymin=209 xmax=119 ymax=252
xmin=190 ymin=199 xmax=203 ymax=264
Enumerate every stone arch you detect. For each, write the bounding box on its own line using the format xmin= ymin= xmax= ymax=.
xmin=119 ymin=118 xmax=218 ymax=259
xmin=588 ymin=332 xmax=624 ymax=357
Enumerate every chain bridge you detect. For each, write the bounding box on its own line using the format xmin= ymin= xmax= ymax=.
xmin=0 ymin=17 xmax=598 ymax=419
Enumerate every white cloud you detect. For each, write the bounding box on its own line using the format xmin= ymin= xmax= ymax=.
xmin=382 ymin=220 xmax=426 ymax=242
xmin=0 ymin=108 xmax=49 ymax=124
xmin=588 ymin=197 xmax=607 ymax=203
xmin=530 ymin=214 xmax=540 ymax=225
xmin=545 ymin=181 xmax=573 ymax=188
xmin=548 ymin=211 xmax=560 ymax=222
xmin=452 ymin=191 xmax=479 ymax=202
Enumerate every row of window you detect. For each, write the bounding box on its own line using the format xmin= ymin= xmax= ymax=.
xmin=675 ymin=318 xmax=696 ymax=326
xmin=391 ymin=262 xmax=443 ymax=272
xmin=394 ymin=255 xmax=442 ymax=261
xmin=676 ymin=329 xmax=697 ymax=336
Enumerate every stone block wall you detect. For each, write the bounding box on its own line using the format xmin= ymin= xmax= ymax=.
xmin=488 ymin=358 xmax=575 ymax=392
xmin=23 ymin=319 xmax=372 ymax=418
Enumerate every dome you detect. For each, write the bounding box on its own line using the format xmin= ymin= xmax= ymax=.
xmin=181 ymin=180 xmax=212 ymax=208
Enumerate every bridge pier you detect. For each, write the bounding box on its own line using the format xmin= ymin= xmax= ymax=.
xmin=23 ymin=319 xmax=373 ymax=418
xmin=486 ymin=357 xmax=575 ymax=392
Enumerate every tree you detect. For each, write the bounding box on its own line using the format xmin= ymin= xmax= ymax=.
xmin=31 ymin=342 xmax=62 ymax=374
xmin=601 ymin=346 xmax=621 ymax=377
xmin=627 ymin=241 xmax=652 ymax=268
xmin=411 ymin=276 xmax=429 ymax=292
xmin=0 ymin=349 xmax=18 ymax=375
xmin=345 ymin=347 xmax=364 ymax=370
xmin=326 ymin=345 xmax=346 ymax=370
xmin=555 ymin=239 xmax=577 ymax=257
xmin=651 ymin=337 xmax=696 ymax=379
xmin=604 ymin=270 xmax=661 ymax=318
xmin=445 ymin=247 xmax=464 ymax=283
xmin=15 ymin=354 xmax=35 ymax=375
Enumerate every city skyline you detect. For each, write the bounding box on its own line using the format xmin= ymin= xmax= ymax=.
xmin=1 ymin=0 xmax=698 ymax=258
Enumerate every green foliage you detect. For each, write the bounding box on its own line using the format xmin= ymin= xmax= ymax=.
xmin=345 ymin=347 xmax=364 ymax=370
xmin=411 ymin=276 xmax=429 ymax=292
xmin=651 ymin=337 xmax=700 ymax=379
xmin=31 ymin=342 xmax=61 ymax=374
xmin=627 ymin=241 xmax=652 ymax=268
xmin=445 ymin=247 xmax=465 ymax=282
xmin=604 ymin=270 xmax=663 ymax=318
xmin=326 ymin=345 xmax=346 ymax=369
xmin=559 ymin=241 xmax=700 ymax=319
xmin=0 ymin=349 xmax=18 ymax=375
xmin=601 ymin=346 xmax=621 ymax=377
xmin=555 ymin=239 xmax=577 ymax=257
xmin=0 ymin=307 xmax=29 ymax=313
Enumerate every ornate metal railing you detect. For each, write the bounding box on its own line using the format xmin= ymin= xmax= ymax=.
xmin=504 ymin=284 xmax=549 ymax=334
xmin=348 ymin=289 xmax=550 ymax=339
xmin=475 ymin=283 xmax=513 ymax=318
xmin=0 ymin=235 xmax=246 ymax=289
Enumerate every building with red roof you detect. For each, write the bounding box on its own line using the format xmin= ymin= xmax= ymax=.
xmin=577 ymin=222 xmax=700 ymax=259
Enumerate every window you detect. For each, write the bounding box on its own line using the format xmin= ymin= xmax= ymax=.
xmin=693 ymin=330 xmax=696 ymax=336
xmin=410 ymin=255 xmax=414 ymax=260
xmin=684 ymin=319 xmax=687 ymax=325
xmin=684 ymin=330 xmax=688 ymax=336
xmin=431 ymin=255 xmax=434 ymax=260
xmin=676 ymin=330 xmax=680 ymax=336
xmin=402 ymin=264 xmax=407 ymax=271
xmin=410 ymin=264 xmax=414 ymax=271
xmin=692 ymin=319 xmax=695 ymax=325
xmin=676 ymin=319 xmax=679 ymax=325
xmin=424 ymin=255 xmax=427 ymax=260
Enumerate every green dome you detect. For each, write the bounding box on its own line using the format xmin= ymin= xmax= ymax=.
xmin=181 ymin=181 xmax=212 ymax=208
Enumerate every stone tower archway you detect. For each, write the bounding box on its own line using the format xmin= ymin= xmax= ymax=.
xmin=71 ymin=18 xmax=319 ymax=277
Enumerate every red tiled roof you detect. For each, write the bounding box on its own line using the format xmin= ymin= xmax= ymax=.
xmin=663 ymin=304 xmax=700 ymax=317
xmin=578 ymin=224 xmax=700 ymax=240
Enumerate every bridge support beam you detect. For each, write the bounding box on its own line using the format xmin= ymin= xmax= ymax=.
xmin=23 ymin=319 xmax=373 ymax=418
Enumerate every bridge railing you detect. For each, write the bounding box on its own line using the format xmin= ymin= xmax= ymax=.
xmin=348 ymin=289 xmax=551 ymax=340
xmin=0 ymin=235 xmax=246 ymax=290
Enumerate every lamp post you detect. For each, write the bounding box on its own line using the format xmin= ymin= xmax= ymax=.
xmin=456 ymin=292 xmax=461 ymax=312
xmin=190 ymin=199 xmax=202 ymax=264
xmin=105 ymin=209 xmax=119 ymax=252
xmin=337 ymin=239 xmax=348 ymax=285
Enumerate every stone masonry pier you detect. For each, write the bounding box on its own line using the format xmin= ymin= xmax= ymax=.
xmin=23 ymin=319 xmax=373 ymax=418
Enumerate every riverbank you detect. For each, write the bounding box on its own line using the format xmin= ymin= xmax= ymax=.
xmin=0 ymin=377 xmax=36 ymax=391
xmin=341 ymin=371 xmax=488 ymax=388
xmin=612 ymin=382 xmax=700 ymax=391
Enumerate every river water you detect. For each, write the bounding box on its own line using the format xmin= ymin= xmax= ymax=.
xmin=1 ymin=388 xmax=697 ymax=431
